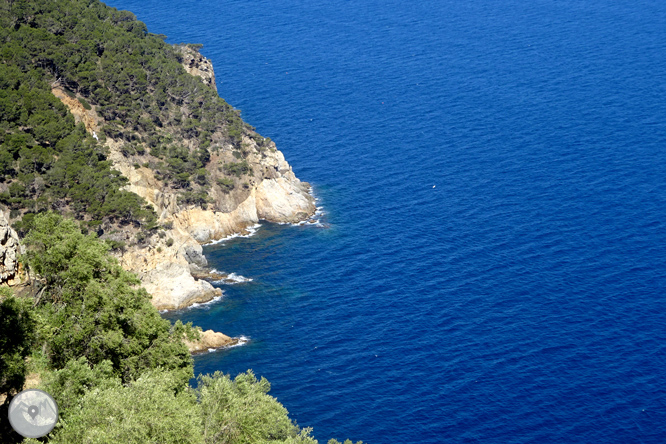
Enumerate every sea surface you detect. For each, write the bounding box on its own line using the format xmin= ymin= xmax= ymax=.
xmin=108 ymin=1 xmax=666 ymax=442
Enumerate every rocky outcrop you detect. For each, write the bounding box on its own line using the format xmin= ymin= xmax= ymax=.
xmin=176 ymin=45 xmax=217 ymax=92
xmin=118 ymin=233 xmax=222 ymax=311
xmin=51 ymin=87 xmax=100 ymax=134
xmin=0 ymin=212 xmax=24 ymax=287
xmin=104 ymin=135 xmax=315 ymax=310
xmin=184 ymin=329 xmax=238 ymax=354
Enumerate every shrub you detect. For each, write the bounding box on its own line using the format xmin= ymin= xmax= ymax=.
xmin=23 ymin=213 xmax=193 ymax=384
xmin=197 ymin=371 xmax=317 ymax=444
xmin=0 ymin=292 xmax=35 ymax=400
xmin=216 ymin=177 xmax=235 ymax=193
xmin=222 ymin=161 xmax=250 ymax=177
xmin=47 ymin=369 xmax=203 ymax=444
xmin=78 ymin=97 xmax=92 ymax=110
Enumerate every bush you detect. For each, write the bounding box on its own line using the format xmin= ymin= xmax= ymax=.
xmin=195 ymin=168 xmax=208 ymax=186
xmin=222 ymin=161 xmax=251 ymax=177
xmin=197 ymin=371 xmax=317 ymax=444
xmin=0 ymin=292 xmax=35 ymax=400
xmin=48 ymin=369 xmax=203 ymax=444
xmin=23 ymin=213 xmax=193 ymax=384
xmin=216 ymin=177 xmax=235 ymax=193
xmin=78 ymin=97 xmax=92 ymax=110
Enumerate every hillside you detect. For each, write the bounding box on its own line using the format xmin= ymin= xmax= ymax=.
xmin=0 ymin=0 xmax=316 ymax=309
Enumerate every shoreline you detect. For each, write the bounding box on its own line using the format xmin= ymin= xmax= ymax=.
xmin=159 ymin=186 xmax=319 ymax=313
xmin=170 ymin=189 xmax=320 ymax=354
xmin=171 ymin=206 xmax=322 ymax=356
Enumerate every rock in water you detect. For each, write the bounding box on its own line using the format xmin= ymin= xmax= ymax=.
xmin=184 ymin=329 xmax=238 ymax=354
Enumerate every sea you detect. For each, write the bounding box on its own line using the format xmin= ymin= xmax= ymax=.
xmin=107 ymin=1 xmax=666 ymax=442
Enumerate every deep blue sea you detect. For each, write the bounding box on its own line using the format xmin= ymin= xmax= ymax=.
xmin=108 ymin=1 xmax=666 ymax=442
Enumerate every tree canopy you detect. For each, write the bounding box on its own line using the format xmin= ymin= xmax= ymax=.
xmin=22 ymin=212 xmax=193 ymax=385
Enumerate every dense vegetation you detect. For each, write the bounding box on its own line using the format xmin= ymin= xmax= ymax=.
xmin=0 ymin=0 xmax=270 ymax=240
xmin=0 ymin=62 xmax=157 ymax=231
xmin=0 ymin=214 xmax=361 ymax=444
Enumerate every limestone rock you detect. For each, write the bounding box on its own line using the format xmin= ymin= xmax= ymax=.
xmin=185 ymin=329 xmax=237 ymax=354
xmin=256 ymin=177 xmax=314 ymax=223
xmin=118 ymin=231 xmax=222 ymax=311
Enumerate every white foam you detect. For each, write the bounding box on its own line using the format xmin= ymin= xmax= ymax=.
xmin=159 ymin=294 xmax=224 ymax=313
xmin=184 ymin=294 xmax=224 ymax=310
xmin=288 ymin=188 xmax=327 ymax=227
xmin=207 ymin=335 xmax=250 ymax=353
xmin=206 ymin=223 xmax=262 ymax=245
xmin=231 ymin=335 xmax=250 ymax=347
xmin=211 ymin=272 xmax=253 ymax=285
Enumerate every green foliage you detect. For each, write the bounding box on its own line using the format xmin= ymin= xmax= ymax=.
xmin=222 ymin=161 xmax=251 ymax=177
xmin=23 ymin=213 xmax=193 ymax=384
xmin=0 ymin=290 xmax=35 ymax=399
xmin=216 ymin=177 xmax=235 ymax=193
xmin=11 ymin=211 xmax=36 ymax=237
xmin=42 ymin=357 xmax=117 ymax=414
xmin=197 ymin=370 xmax=318 ymax=444
xmin=195 ymin=167 xmax=208 ymax=186
xmin=77 ymin=97 xmax=92 ymax=110
xmin=49 ymin=369 xmax=203 ymax=444
xmin=178 ymin=190 xmax=211 ymax=207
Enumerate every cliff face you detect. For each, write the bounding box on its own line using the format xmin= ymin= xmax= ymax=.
xmin=52 ymin=50 xmax=315 ymax=311
xmin=109 ymin=137 xmax=314 ymax=310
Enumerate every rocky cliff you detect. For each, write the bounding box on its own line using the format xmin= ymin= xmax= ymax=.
xmin=52 ymin=47 xmax=316 ymax=311
xmin=175 ymin=45 xmax=217 ymax=92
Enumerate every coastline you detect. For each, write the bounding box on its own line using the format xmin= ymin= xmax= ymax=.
xmin=43 ymin=35 xmax=318 ymax=353
xmin=145 ymin=188 xmax=316 ymax=313
xmin=51 ymin=64 xmax=317 ymax=313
